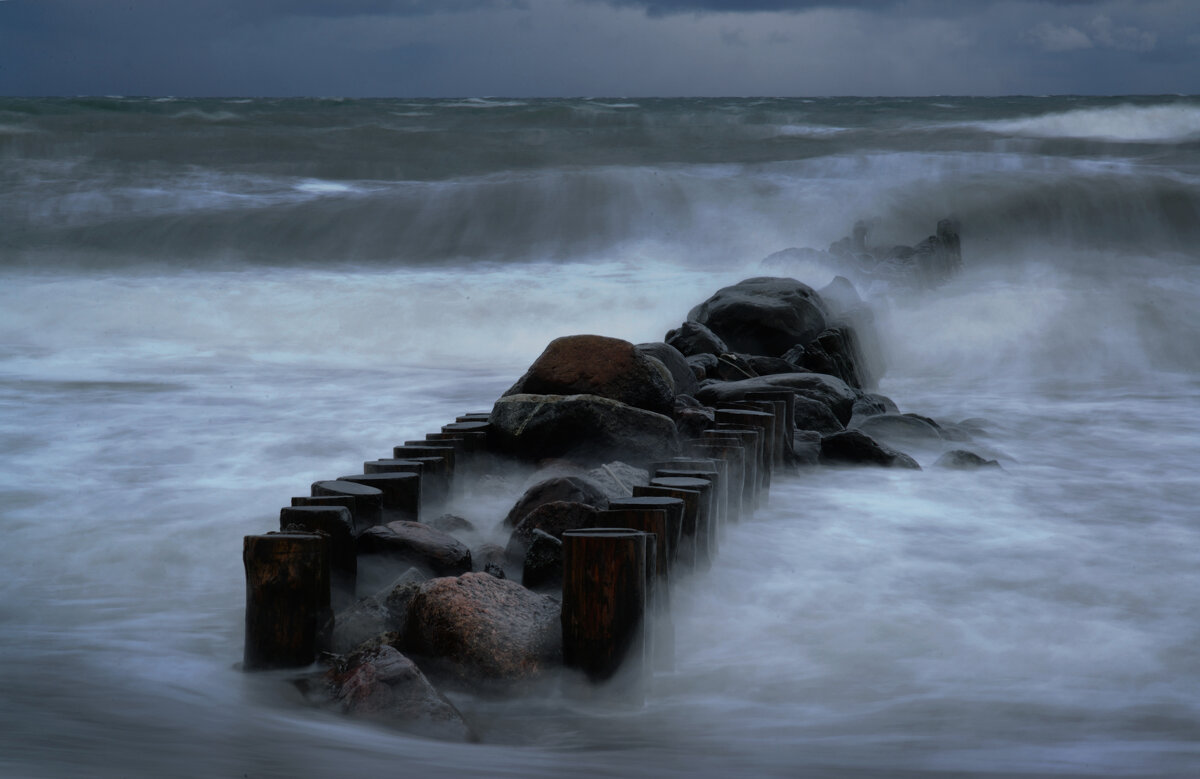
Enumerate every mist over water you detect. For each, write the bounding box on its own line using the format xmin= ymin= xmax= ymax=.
xmin=2 ymin=96 xmax=1199 ymax=777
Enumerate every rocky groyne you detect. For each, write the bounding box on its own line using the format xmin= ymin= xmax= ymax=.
xmin=243 ymin=270 xmax=998 ymax=741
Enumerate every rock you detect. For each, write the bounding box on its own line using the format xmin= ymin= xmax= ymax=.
xmin=817 ymin=275 xmax=864 ymax=317
xmin=851 ymin=392 xmax=899 ymax=422
xmin=379 ymin=568 xmax=426 ymax=624
xmin=505 ymin=501 xmax=599 ymax=563
xmin=714 ymin=353 xmax=758 ymax=381
xmin=404 ymin=572 xmax=562 ymax=686
xmin=694 ymin=373 xmax=857 ymax=425
xmin=852 ymin=413 xmax=943 ymax=448
xmin=935 ymin=450 xmax=1001 ymax=470
xmin=687 ymin=277 xmax=827 ymax=357
xmin=502 ymin=475 xmax=611 ymax=528
xmin=331 ymin=597 xmax=394 ymax=655
xmin=685 ymin=352 xmax=719 ymax=380
xmin=819 ymin=430 xmax=921 ymax=469
xmin=636 ymin=341 xmax=699 ymax=397
xmin=490 ymin=393 xmax=679 ymax=466
xmin=323 ymin=645 xmax=473 ymax=741
xmin=521 ymin=530 xmax=562 ymax=591
xmin=792 ymin=430 xmax=822 ymax=465
xmin=502 ymin=334 xmax=674 ymax=416
xmin=357 ymin=521 xmax=473 ymax=583
xmin=675 ymin=404 xmax=716 ymax=441
xmin=585 ymin=461 xmax=650 ymax=501
xmin=472 ymin=543 xmax=508 ymax=579
xmin=743 ymin=355 xmax=802 ymax=376
xmin=429 ymin=514 xmax=476 ymax=535
xmin=665 ymin=321 xmax=729 ymax=357
xmin=793 ymin=395 xmax=845 ymax=435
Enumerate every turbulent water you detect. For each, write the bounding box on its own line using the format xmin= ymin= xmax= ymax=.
xmin=2 ymin=95 xmax=1199 ymax=778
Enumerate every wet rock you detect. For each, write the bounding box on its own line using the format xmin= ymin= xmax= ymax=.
xmin=636 ymin=341 xmax=699 ymax=397
xmin=506 ymin=501 xmax=599 ymax=562
xmin=429 ymin=514 xmax=476 ymax=535
xmin=686 ymin=353 xmax=719 ymax=380
xmin=743 ymin=355 xmax=802 ymax=376
xmin=358 ymin=521 xmax=473 ymax=580
xmin=472 ymin=543 xmax=508 ymax=579
xmin=521 ymin=529 xmax=562 ymax=591
xmin=694 ymin=372 xmax=857 ymax=425
xmin=331 ymin=598 xmax=394 ymax=655
xmin=793 ymin=395 xmax=845 ymax=435
xmin=585 ymin=461 xmax=650 ymax=501
xmin=935 ymin=450 xmax=1001 ymax=470
xmin=851 ymin=392 xmax=899 ymax=422
xmin=675 ymin=404 xmax=716 ymax=441
xmin=819 ymin=430 xmax=921 ymax=469
xmin=404 ymin=572 xmax=562 ymax=686
xmin=852 ymin=413 xmax=943 ymax=448
xmin=687 ymin=277 xmax=827 ymax=357
xmin=324 ymin=645 xmax=473 ymax=741
xmin=714 ymin=353 xmax=758 ymax=381
xmin=502 ymin=475 xmax=611 ymax=528
xmin=792 ymin=430 xmax=822 ymax=466
xmin=502 ymin=334 xmax=674 ymax=416
xmin=665 ymin=321 xmax=729 ymax=357
xmin=490 ymin=393 xmax=679 ymax=466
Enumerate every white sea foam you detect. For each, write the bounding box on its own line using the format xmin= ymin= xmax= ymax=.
xmin=972 ymin=103 xmax=1200 ymax=143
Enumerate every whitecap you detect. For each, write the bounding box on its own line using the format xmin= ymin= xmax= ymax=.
xmin=973 ymin=103 xmax=1200 ymax=143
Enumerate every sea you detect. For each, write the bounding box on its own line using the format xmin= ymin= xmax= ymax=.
xmin=1 ymin=95 xmax=1199 ymax=778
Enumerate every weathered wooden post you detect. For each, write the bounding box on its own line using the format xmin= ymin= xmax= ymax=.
xmin=745 ymin=391 xmax=795 ymax=466
xmin=686 ymin=439 xmax=745 ymax=526
xmin=243 ymin=531 xmax=331 ymax=670
xmin=561 ymin=528 xmax=648 ymax=698
xmin=600 ymin=507 xmax=675 ymax=671
xmin=701 ymin=429 xmax=758 ymax=517
xmin=390 ymin=446 xmax=455 ymax=508
xmin=337 ymin=472 xmax=421 ymax=524
xmin=278 ymin=505 xmax=356 ymax=608
xmin=654 ymin=458 xmax=729 ymax=543
xmin=310 ymin=480 xmax=383 ymax=531
xmin=648 ymin=476 xmax=713 ymax=570
xmin=715 ymin=408 xmax=774 ymax=501
xmin=454 ymin=412 xmax=492 ymax=423
xmin=729 ymin=399 xmax=786 ymax=469
xmin=652 ymin=466 xmax=721 ymax=559
xmin=632 ymin=484 xmax=700 ymax=571
xmin=606 ymin=496 xmax=684 ymax=569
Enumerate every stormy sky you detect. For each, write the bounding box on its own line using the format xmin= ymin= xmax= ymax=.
xmin=1 ymin=0 xmax=1197 ymax=96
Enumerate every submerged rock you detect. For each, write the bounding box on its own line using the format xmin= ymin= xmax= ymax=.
xmin=490 ymin=393 xmax=679 ymax=466
xmin=357 ymin=521 xmax=473 ymax=580
xmin=793 ymin=395 xmax=845 ymax=435
xmin=404 ymin=572 xmax=562 ymax=686
xmin=819 ymin=429 xmax=921 ymax=469
xmin=687 ymin=277 xmax=828 ymax=357
xmin=323 ymin=645 xmax=473 ymax=741
xmin=502 ymin=475 xmax=610 ymax=528
xmin=502 ymin=334 xmax=674 ymax=416
xmin=852 ymin=413 xmax=944 ymax=448
xmin=935 ymin=450 xmax=1002 ymax=470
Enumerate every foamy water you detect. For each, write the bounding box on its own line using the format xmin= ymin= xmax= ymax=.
xmin=1 ymin=96 xmax=1199 ymax=777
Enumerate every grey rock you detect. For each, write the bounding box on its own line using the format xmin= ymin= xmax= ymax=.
xmin=793 ymin=395 xmax=845 ymax=435
xmin=687 ymin=276 xmax=827 ymax=357
xmin=665 ymin=321 xmax=729 ymax=357
xmin=694 ymin=372 xmax=857 ymax=425
xmin=502 ymin=475 xmax=611 ymax=528
xmin=819 ymin=430 xmax=921 ymax=469
xmin=637 ymin=341 xmax=700 ymax=397
xmin=935 ymin=450 xmax=1001 ymax=470
xmin=521 ymin=529 xmax=562 ymax=591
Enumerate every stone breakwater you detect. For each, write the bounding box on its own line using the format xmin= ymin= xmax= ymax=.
xmin=242 ymin=272 xmax=998 ymax=741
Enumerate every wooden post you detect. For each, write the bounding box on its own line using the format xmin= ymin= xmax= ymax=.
xmin=711 ymin=421 xmax=767 ymax=508
xmin=652 ymin=467 xmax=721 ymax=560
xmin=279 ymin=505 xmax=356 ymax=608
xmin=728 ymin=399 xmax=786 ymax=469
xmin=605 ymin=497 xmax=684 ymax=570
xmin=684 ymin=440 xmax=745 ymax=527
xmin=600 ymin=507 xmax=675 ymax=671
xmin=653 ymin=458 xmax=729 ymax=543
xmin=632 ymin=485 xmax=699 ymax=572
xmin=745 ymin=391 xmax=795 ymax=466
xmin=648 ymin=476 xmax=713 ymax=571
xmin=715 ymin=408 xmax=774 ymax=502
xmin=700 ymin=430 xmax=757 ymax=518
xmin=368 ymin=456 xmax=449 ymax=509
xmin=389 ymin=448 xmax=454 ymax=507
xmin=243 ymin=531 xmax=331 ymax=671
xmin=561 ymin=529 xmax=647 ymax=696
xmin=310 ymin=480 xmax=383 ymax=531
xmin=337 ymin=472 xmax=420 ymax=524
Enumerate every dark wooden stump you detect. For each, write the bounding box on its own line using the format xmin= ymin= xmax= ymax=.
xmin=310 ymin=480 xmax=383 ymax=531
xmin=455 ymin=412 xmax=492 ymax=423
xmin=368 ymin=457 xmax=449 ymax=509
xmin=727 ymin=399 xmax=786 ymax=469
xmin=715 ymin=408 xmax=774 ymax=501
xmin=650 ymin=476 xmax=714 ymax=568
xmin=599 ymin=507 xmax=675 ymax=671
xmin=562 ymin=529 xmax=647 ymax=696
xmin=653 ymin=458 xmax=728 ymax=547
xmin=243 ymin=531 xmax=331 ymax=671
xmin=686 ymin=440 xmax=746 ymax=527
xmin=278 ymin=505 xmax=356 ymax=608
xmin=699 ymin=430 xmax=757 ymax=518
xmin=745 ymin=391 xmax=795 ymax=466
xmin=631 ymin=485 xmax=699 ymax=571
xmin=710 ymin=423 xmax=767 ymax=509
xmin=337 ymin=472 xmax=421 ymax=524
xmin=392 ymin=445 xmax=456 ymax=476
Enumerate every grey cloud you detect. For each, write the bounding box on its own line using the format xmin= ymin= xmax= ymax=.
xmin=581 ymin=0 xmax=1107 ymax=15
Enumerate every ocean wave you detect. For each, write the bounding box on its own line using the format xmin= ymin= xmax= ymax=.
xmin=971 ymin=103 xmax=1200 ymax=143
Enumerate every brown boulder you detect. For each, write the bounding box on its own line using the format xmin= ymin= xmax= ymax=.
xmin=501 ymin=334 xmax=674 ymax=416
xmin=505 ymin=501 xmax=599 ymax=563
xmin=502 ymin=475 xmax=610 ymax=528
xmin=404 ymin=572 xmax=561 ymax=686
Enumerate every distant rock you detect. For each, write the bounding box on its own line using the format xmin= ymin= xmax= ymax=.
xmin=404 ymin=572 xmax=561 ymax=687
xmin=935 ymin=450 xmax=1001 ymax=470
xmin=819 ymin=430 xmax=921 ymax=469
xmin=687 ymin=277 xmax=827 ymax=357
xmin=502 ymin=334 xmax=674 ymax=416
xmin=851 ymin=413 xmax=943 ymax=448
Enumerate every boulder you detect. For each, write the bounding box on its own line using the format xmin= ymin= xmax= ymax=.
xmin=685 ymin=352 xmax=719 ymax=380
xmin=687 ymin=277 xmax=827 ymax=357
xmin=792 ymin=430 xmax=822 ymax=466
xmin=357 ymin=521 xmax=473 ymax=580
xmin=472 ymin=543 xmax=508 ymax=579
xmin=694 ymin=373 xmax=856 ymax=425
xmin=714 ymin=353 xmax=758 ymax=381
xmin=505 ymin=501 xmax=599 ymax=562
xmin=819 ymin=430 xmax=921 ymax=469
xmin=665 ymin=321 xmax=729 ymax=357
xmin=585 ymin=461 xmax=650 ymax=501
xmin=521 ymin=529 xmax=563 ymax=591
xmin=404 ymin=572 xmax=562 ymax=686
xmin=935 ymin=450 xmax=1001 ymax=470
xmin=793 ymin=395 xmax=845 ymax=435
xmin=502 ymin=475 xmax=611 ymax=528
xmin=636 ymin=341 xmax=700 ymax=397
xmin=743 ymin=355 xmax=802 ymax=376
xmin=851 ymin=413 xmax=943 ymax=448
xmin=490 ymin=393 xmax=679 ymax=466
xmin=851 ymin=392 xmax=899 ymax=422
xmin=502 ymin=334 xmax=674 ymax=416
xmin=323 ymin=645 xmax=473 ymax=741
xmin=331 ymin=598 xmax=394 ymax=656
xmin=675 ymin=404 xmax=716 ymax=441
xmin=429 ymin=514 xmax=476 ymax=535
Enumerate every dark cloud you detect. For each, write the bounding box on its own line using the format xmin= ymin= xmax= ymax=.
xmin=581 ymin=0 xmax=1106 ymax=16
